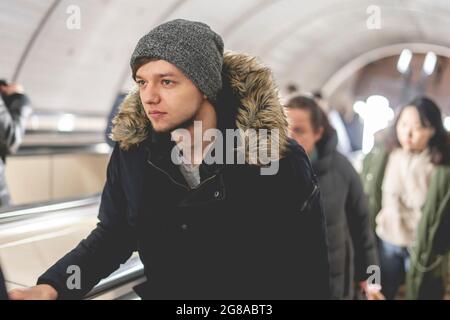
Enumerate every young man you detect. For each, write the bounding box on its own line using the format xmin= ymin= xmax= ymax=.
xmin=9 ymin=19 xmax=330 ymax=300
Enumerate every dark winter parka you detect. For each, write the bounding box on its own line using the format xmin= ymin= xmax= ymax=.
xmin=38 ymin=53 xmax=330 ymax=299
xmin=312 ymin=130 xmax=378 ymax=299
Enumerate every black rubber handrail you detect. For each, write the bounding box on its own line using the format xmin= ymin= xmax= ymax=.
xmin=0 ymin=195 xmax=100 ymax=223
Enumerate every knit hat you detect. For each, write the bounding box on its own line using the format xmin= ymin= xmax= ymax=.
xmin=130 ymin=19 xmax=224 ymax=103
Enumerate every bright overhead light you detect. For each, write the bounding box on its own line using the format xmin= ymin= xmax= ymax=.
xmin=57 ymin=114 xmax=75 ymax=132
xmin=397 ymin=49 xmax=412 ymax=74
xmin=423 ymin=52 xmax=437 ymax=76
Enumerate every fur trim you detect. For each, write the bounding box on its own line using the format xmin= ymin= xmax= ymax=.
xmin=111 ymin=51 xmax=288 ymax=162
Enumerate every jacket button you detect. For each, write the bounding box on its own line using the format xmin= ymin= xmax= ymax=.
xmin=366 ymin=173 xmax=373 ymax=181
xmin=181 ymin=224 xmax=188 ymax=231
xmin=214 ymin=191 xmax=220 ymax=198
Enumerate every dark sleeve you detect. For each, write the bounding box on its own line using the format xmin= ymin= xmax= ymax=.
xmin=0 ymin=93 xmax=32 ymax=155
xmin=0 ymin=266 xmax=8 ymax=300
xmin=289 ymin=144 xmax=330 ymax=299
xmin=432 ymin=193 xmax=450 ymax=255
xmin=343 ymin=159 xmax=379 ymax=281
xmin=430 ymin=168 xmax=450 ymax=255
xmin=297 ymin=183 xmax=331 ymax=299
xmin=37 ymin=145 xmax=137 ymax=299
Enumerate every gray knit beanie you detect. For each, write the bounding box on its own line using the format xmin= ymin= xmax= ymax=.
xmin=130 ymin=19 xmax=224 ymax=103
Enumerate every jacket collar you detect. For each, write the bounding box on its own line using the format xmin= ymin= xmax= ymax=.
xmin=110 ymin=51 xmax=289 ymax=164
xmin=312 ymin=128 xmax=338 ymax=175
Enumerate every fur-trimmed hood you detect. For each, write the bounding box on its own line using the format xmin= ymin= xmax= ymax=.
xmin=111 ymin=52 xmax=289 ymax=162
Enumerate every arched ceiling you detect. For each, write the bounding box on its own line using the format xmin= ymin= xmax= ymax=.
xmin=1 ymin=0 xmax=450 ymax=116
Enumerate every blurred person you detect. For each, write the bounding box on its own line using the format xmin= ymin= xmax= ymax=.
xmin=9 ymin=19 xmax=330 ymax=300
xmin=285 ymin=95 xmax=382 ymax=300
xmin=0 ymin=80 xmax=32 ymax=206
xmin=312 ymin=91 xmax=352 ymax=155
xmin=0 ymin=266 xmax=7 ymax=300
xmin=286 ymin=83 xmax=300 ymax=95
xmin=342 ymin=112 xmax=364 ymax=151
xmin=362 ymin=96 xmax=450 ymax=299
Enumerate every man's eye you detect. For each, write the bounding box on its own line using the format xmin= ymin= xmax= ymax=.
xmin=162 ymin=79 xmax=173 ymax=86
xmin=136 ymin=80 xmax=146 ymax=86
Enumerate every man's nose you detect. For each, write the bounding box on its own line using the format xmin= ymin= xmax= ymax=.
xmin=141 ymin=84 xmax=160 ymax=105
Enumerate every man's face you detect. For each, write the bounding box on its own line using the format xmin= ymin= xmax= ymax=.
xmin=135 ymin=60 xmax=206 ymax=133
xmin=285 ymin=108 xmax=323 ymax=155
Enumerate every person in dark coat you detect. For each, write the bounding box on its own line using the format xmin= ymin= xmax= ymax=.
xmin=9 ymin=19 xmax=330 ymax=300
xmin=285 ymin=95 xmax=381 ymax=300
xmin=0 ymin=80 xmax=32 ymax=207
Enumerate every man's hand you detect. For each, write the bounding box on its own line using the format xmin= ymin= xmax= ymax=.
xmin=8 ymin=284 xmax=58 ymax=300
xmin=359 ymin=281 xmax=385 ymax=300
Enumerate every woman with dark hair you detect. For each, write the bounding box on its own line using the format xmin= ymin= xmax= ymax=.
xmin=362 ymin=96 xmax=450 ymax=299
xmin=285 ymin=95 xmax=381 ymax=300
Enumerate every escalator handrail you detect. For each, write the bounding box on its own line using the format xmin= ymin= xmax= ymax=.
xmin=0 ymin=196 xmax=146 ymax=299
xmin=0 ymin=195 xmax=100 ymax=223
xmin=85 ymin=256 xmax=145 ymax=299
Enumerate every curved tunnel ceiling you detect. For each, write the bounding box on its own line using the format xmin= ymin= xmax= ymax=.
xmin=1 ymin=0 xmax=450 ymax=116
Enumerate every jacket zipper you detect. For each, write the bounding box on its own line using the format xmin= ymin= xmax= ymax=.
xmin=146 ymin=159 xmax=190 ymax=191
xmin=195 ymin=173 xmax=218 ymax=189
xmin=146 ymin=159 xmax=218 ymax=192
xmin=299 ymin=183 xmax=319 ymax=213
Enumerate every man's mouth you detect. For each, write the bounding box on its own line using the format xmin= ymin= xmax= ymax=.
xmin=149 ymin=110 xmax=167 ymax=119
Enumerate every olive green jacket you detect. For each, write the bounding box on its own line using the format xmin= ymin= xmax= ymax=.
xmin=361 ymin=144 xmax=450 ymax=300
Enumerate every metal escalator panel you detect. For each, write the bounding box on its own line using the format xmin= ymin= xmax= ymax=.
xmin=0 ymin=197 xmax=144 ymax=300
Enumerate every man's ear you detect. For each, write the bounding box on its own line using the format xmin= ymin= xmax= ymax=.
xmin=315 ymin=126 xmax=325 ymax=142
xmin=203 ymin=94 xmax=208 ymax=100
